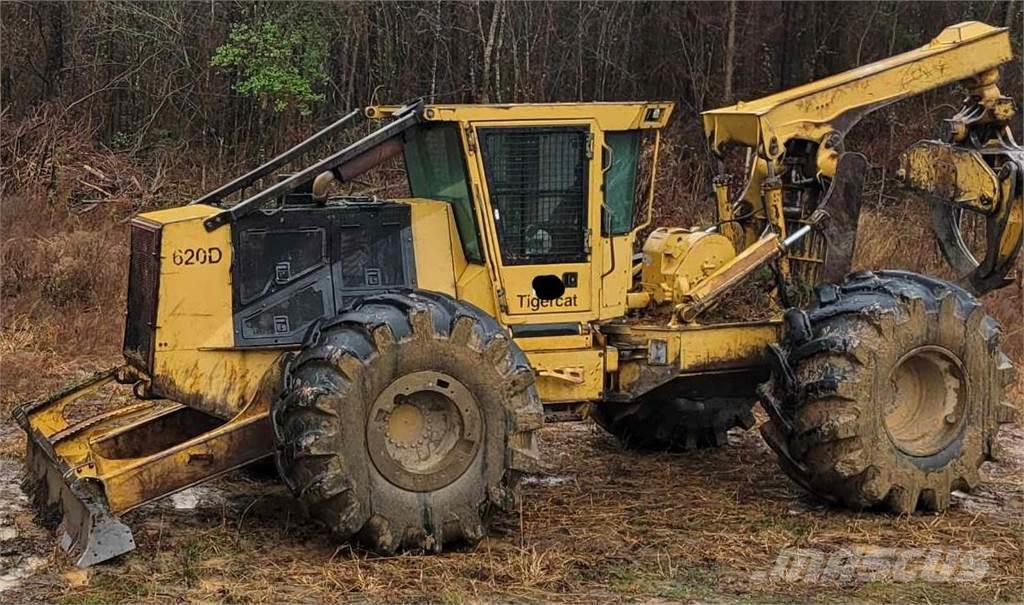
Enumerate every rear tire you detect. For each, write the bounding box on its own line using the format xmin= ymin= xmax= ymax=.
xmin=271 ymin=291 xmax=543 ymax=553
xmin=592 ymin=374 xmax=759 ymax=451
xmin=759 ymin=271 xmax=1017 ymax=513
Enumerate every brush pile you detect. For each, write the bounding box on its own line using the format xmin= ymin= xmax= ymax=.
xmin=0 ymin=105 xmax=179 ymax=217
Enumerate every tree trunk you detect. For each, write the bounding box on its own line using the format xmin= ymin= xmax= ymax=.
xmin=723 ymin=0 xmax=738 ymax=103
xmin=480 ymin=0 xmax=504 ymax=103
xmin=42 ymin=1 xmax=65 ymax=100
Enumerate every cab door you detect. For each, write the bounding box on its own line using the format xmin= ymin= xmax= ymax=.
xmin=468 ymin=122 xmax=602 ymax=322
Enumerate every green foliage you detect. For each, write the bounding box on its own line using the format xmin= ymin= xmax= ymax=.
xmin=110 ymin=130 xmax=132 ymax=149
xmin=211 ymin=17 xmax=327 ymax=115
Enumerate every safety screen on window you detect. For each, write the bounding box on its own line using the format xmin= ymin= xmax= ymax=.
xmin=479 ymin=127 xmax=589 ymax=265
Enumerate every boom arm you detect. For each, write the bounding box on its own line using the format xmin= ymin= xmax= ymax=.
xmin=702 ymin=22 xmax=1012 ymax=177
xmin=698 ymin=21 xmax=1021 ymax=297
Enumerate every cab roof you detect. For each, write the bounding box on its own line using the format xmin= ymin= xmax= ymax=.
xmin=366 ymin=101 xmax=674 ymax=131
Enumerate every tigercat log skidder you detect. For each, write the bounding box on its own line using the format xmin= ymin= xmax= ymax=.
xmin=15 ymin=22 xmax=1022 ymax=566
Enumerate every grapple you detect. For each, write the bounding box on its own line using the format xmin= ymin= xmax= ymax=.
xmin=902 ymin=136 xmax=1023 ymax=295
xmin=13 ymin=366 xmax=273 ymax=567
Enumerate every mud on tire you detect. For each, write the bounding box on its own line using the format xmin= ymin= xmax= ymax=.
xmin=271 ymin=291 xmax=543 ymax=553
xmin=759 ymin=270 xmax=1017 ymax=513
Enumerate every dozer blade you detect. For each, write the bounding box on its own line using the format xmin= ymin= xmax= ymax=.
xmin=22 ymin=419 xmax=136 ymax=567
xmin=13 ymin=366 xmax=275 ymax=567
xmin=14 ymin=368 xmax=137 ymax=566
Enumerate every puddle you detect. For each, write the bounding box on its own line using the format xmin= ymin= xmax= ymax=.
xmin=522 ymin=474 xmax=573 ymax=487
xmin=0 ymin=458 xmax=47 ymax=594
xmin=0 ymin=554 xmax=46 ymax=594
xmin=950 ymin=423 xmax=1024 ymax=524
xmin=167 ymin=485 xmax=227 ymax=511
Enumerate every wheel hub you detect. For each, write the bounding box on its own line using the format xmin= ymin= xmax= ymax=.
xmin=366 ymin=371 xmax=482 ymax=492
xmin=386 ymin=402 xmax=429 ymax=449
xmin=884 ymin=345 xmax=968 ymax=457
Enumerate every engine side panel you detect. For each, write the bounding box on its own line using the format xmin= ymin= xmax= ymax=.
xmin=231 ymin=200 xmax=416 ymax=347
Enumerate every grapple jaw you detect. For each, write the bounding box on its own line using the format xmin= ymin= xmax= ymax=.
xmin=901 ymin=138 xmax=1024 ymax=296
xmin=13 ymin=365 xmax=275 ymax=567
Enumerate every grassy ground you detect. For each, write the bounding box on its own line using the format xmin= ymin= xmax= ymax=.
xmin=0 ymin=357 xmax=1021 ymax=603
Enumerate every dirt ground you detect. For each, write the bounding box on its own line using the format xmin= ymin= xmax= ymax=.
xmin=0 ymin=354 xmax=1021 ymax=604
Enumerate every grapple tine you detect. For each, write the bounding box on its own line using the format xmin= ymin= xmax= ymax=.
xmin=817 ymin=151 xmax=868 ymax=284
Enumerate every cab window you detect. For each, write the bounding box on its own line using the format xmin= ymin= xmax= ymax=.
xmin=478 ymin=126 xmax=589 ymax=265
xmin=603 ymin=131 xmax=641 ymax=235
xmin=404 ymin=124 xmax=483 ymax=262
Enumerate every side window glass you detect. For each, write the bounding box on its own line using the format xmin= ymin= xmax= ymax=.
xmin=603 ymin=131 xmax=640 ymax=236
xmin=404 ymin=124 xmax=483 ymax=262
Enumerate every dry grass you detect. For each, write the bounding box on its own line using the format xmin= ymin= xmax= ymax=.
xmin=1 ymin=418 xmax=1021 ymax=604
xmin=853 ymin=199 xmax=1024 ymax=361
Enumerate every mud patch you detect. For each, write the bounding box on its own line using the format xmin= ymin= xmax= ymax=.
xmin=0 ymin=553 xmax=46 ymax=594
xmin=0 ymin=458 xmax=47 ymax=594
xmin=167 ymin=486 xmax=227 ymax=511
xmin=952 ymin=423 xmax=1024 ymax=524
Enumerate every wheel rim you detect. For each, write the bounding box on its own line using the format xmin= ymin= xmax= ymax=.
xmin=884 ymin=346 xmax=968 ymax=457
xmin=366 ymin=371 xmax=482 ymax=492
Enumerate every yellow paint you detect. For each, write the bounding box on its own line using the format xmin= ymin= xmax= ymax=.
xmin=703 ymin=22 xmax=1010 ymax=158
xmin=599 ymin=235 xmax=634 ymax=317
xmin=455 ymin=264 xmax=498 ymax=317
xmin=898 ymin=136 xmax=1022 ymax=286
xmin=370 ymin=102 xmax=674 ymax=131
xmin=153 ymin=349 xmax=280 ymax=419
xmin=29 ymin=48 xmax=1024 ymax=538
xmin=138 ymin=204 xmax=225 ymax=224
xmin=615 ymin=320 xmax=782 ymax=393
xmin=605 ymin=346 xmax=619 ymax=373
xmin=899 ymin=141 xmax=1000 ymax=210
xmin=713 ymin=179 xmax=741 ymax=248
xmin=153 ymin=208 xmax=234 ymax=350
xmin=131 ymin=205 xmax=282 ymax=420
xmin=998 ymin=182 xmax=1023 ymax=261
xmin=527 ymin=348 xmax=605 ymax=402
xmin=701 ymin=21 xmax=1014 ymax=258
xmin=515 ymin=333 xmax=591 ymax=352
xmin=408 ymin=199 xmax=459 ymax=297
xmin=466 ymin=118 xmax=602 ymax=323
xmin=640 ymin=229 xmax=736 ymax=304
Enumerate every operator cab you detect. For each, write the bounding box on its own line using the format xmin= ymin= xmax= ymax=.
xmin=383 ymin=102 xmax=673 ymax=325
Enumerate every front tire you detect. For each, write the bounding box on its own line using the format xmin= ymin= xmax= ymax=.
xmin=271 ymin=291 xmax=543 ymax=553
xmin=759 ymin=271 xmax=1016 ymax=513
